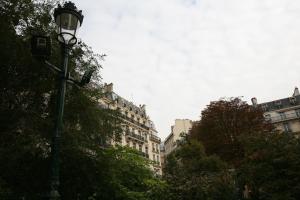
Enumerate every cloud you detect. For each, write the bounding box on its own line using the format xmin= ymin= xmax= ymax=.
xmin=73 ymin=0 xmax=300 ymax=140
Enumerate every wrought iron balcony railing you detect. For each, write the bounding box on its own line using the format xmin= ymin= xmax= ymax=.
xmin=267 ymin=112 xmax=300 ymax=123
xmin=150 ymin=134 xmax=161 ymax=143
xmin=121 ymin=114 xmax=150 ymax=130
xmin=125 ymin=131 xmax=147 ymax=142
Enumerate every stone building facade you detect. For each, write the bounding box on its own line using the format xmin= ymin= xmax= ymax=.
xmin=160 ymin=119 xmax=193 ymax=172
xmin=99 ymin=83 xmax=162 ymax=175
xmin=163 ymin=119 xmax=193 ymax=156
xmin=252 ymin=87 xmax=300 ymax=135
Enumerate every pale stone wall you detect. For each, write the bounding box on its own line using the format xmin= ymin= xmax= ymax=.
xmin=253 ymin=87 xmax=300 ymax=136
xmin=163 ymin=119 xmax=193 ymax=156
xmin=99 ymin=83 xmax=162 ymax=175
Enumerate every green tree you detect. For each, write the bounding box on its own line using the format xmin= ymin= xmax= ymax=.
xmin=238 ymin=133 xmax=300 ymax=200
xmin=164 ymin=139 xmax=237 ymax=200
xmin=0 ymin=0 xmax=166 ymax=199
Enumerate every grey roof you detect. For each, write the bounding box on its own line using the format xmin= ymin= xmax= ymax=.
xmin=258 ymin=95 xmax=300 ymax=112
xmin=104 ymin=91 xmax=146 ymax=115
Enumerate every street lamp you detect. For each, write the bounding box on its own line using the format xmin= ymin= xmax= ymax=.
xmin=49 ymin=2 xmax=83 ymax=200
xmin=54 ymin=2 xmax=83 ymax=46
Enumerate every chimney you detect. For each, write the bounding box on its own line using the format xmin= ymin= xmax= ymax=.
xmin=251 ymin=97 xmax=257 ymax=106
xmin=293 ymin=87 xmax=299 ymax=97
xmin=104 ymin=83 xmax=113 ymax=93
xmin=140 ymin=104 xmax=146 ymax=111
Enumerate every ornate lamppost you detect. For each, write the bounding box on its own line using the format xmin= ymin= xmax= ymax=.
xmin=49 ymin=2 xmax=84 ymax=199
xmin=31 ymin=2 xmax=97 ymax=199
xmin=47 ymin=2 xmax=82 ymax=199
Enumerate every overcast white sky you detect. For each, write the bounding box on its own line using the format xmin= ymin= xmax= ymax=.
xmin=73 ymin=0 xmax=300 ymax=140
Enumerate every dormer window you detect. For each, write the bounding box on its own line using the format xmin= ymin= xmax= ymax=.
xmin=261 ymin=104 xmax=268 ymax=111
xmin=274 ymin=100 xmax=282 ymax=108
xmin=274 ymin=100 xmax=281 ymax=106
xmin=289 ymin=97 xmax=296 ymax=105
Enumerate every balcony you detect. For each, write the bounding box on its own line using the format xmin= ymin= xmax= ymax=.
xmin=121 ymin=114 xmax=150 ymax=130
xmin=152 ymin=161 xmax=161 ymax=167
xmin=150 ymin=134 xmax=161 ymax=143
xmin=267 ymin=112 xmax=300 ymax=123
xmin=125 ymin=131 xmax=147 ymax=143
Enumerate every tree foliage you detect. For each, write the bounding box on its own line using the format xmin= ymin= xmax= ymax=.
xmin=188 ymin=97 xmax=300 ymax=199
xmin=164 ymin=139 xmax=237 ymax=200
xmin=190 ymin=97 xmax=273 ymax=166
xmin=0 ymin=0 xmax=166 ymax=199
xmin=238 ymin=133 xmax=300 ymax=200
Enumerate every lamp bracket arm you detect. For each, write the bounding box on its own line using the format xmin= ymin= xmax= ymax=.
xmin=66 ymin=73 xmax=82 ymax=88
xmin=45 ymin=60 xmax=63 ymax=74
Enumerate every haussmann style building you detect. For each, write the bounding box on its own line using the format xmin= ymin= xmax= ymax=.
xmin=163 ymin=119 xmax=193 ymax=156
xmin=251 ymin=87 xmax=300 ymax=135
xmin=99 ymin=83 xmax=162 ymax=175
xmin=160 ymin=119 xmax=193 ymax=171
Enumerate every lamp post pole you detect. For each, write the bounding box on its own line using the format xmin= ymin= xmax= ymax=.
xmin=48 ymin=2 xmax=84 ymax=199
xmin=30 ymin=2 xmax=92 ymax=199
xmin=49 ymin=44 xmax=70 ymax=200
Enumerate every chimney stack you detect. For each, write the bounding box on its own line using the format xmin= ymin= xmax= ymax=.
xmin=293 ymin=87 xmax=299 ymax=97
xmin=104 ymin=83 xmax=113 ymax=93
xmin=251 ymin=97 xmax=257 ymax=106
xmin=140 ymin=104 xmax=146 ymax=111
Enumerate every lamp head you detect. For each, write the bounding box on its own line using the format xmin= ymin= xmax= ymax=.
xmin=54 ymin=2 xmax=84 ymax=46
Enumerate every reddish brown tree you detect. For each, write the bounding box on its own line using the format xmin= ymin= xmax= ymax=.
xmin=190 ymin=97 xmax=273 ymax=166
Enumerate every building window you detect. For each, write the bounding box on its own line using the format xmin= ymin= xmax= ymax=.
xmin=279 ymin=112 xmax=286 ymax=120
xmin=152 ymin=143 xmax=155 ymax=151
xmin=261 ymin=104 xmax=268 ymax=111
xmin=265 ymin=114 xmax=271 ymax=121
xmin=296 ymin=109 xmax=300 ymax=117
xmin=283 ymin=122 xmax=291 ymax=133
xmin=289 ymin=97 xmax=296 ymax=104
xmin=157 ymin=155 xmax=160 ymax=163
xmin=275 ymin=100 xmax=282 ymax=109
xmin=153 ymin=154 xmax=155 ymax=161
xmin=145 ymin=146 xmax=148 ymax=154
xmin=139 ymin=145 xmax=142 ymax=152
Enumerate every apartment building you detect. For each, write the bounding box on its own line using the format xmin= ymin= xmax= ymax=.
xmin=163 ymin=119 xmax=193 ymax=156
xmin=99 ymin=83 xmax=162 ymax=175
xmin=251 ymin=87 xmax=300 ymax=135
